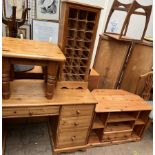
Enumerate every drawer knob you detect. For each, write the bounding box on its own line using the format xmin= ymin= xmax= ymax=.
xmin=76 ymin=110 xmax=80 ymax=115
xmin=74 ymin=122 xmax=78 ymax=126
xmin=29 ymin=112 xmax=33 ymax=116
xmin=14 ymin=111 xmax=16 ymax=114
xmin=71 ymin=136 xmax=76 ymax=141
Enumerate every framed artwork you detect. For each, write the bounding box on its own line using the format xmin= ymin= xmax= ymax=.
xmin=3 ymin=0 xmax=28 ymax=19
xmin=32 ymin=19 xmax=59 ymax=43
xmin=36 ymin=0 xmax=60 ymax=21
xmin=3 ymin=24 xmax=31 ymax=39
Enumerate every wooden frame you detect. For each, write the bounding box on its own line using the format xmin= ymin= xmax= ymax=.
xmin=104 ymin=0 xmax=152 ymax=41
xmin=35 ymin=0 xmax=60 ymax=21
xmin=3 ymin=0 xmax=28 ymax=19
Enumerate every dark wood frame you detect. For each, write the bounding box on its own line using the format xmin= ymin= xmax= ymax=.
xmin=104 ymin=0 xmax=152 ymax=42
xmin=3 ymin=0 xmax=28 ymax=19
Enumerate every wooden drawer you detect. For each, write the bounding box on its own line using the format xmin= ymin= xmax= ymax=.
xmin=103 ymin=131 xmax=132 ymax=141
xmin=59 ymin=115 xmax=92 ymax=129
xmin=2 ymin=106 xmax=60 ymax=117
xmin=61 ymin=105 xmax=94 ymax=117
xmin=57 ymin=129 xmax=88 ymax=148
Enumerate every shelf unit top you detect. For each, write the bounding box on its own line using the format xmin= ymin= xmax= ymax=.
xmin=2 ymin=37 xmax=66 ymax=61
xmin=61 ymin=0 xmax=103 ymax=9
xmin=92 ymin=89 xmax=152 ymax=112
xmin=3 ymin=80 xmax=97 ymax=107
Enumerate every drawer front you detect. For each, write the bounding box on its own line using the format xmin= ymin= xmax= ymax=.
xmin=3 ymin=106 xmax=60 ymax=117
xmin=61 ymin=105 xmax=94 ymax=117
xmin=59 ymin=115 xmax=92 ymax=129
xmin=103 ymin=131 xmax=132 ymax=141
xmin=57 ymin=129 xmax=88 ymax=148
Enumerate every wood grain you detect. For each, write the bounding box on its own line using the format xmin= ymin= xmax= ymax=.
xmin=2 ymin=80 xmax=97 ymax=107
xmin=92 ymin=89 xmax=152 ymax=112
xmin=2 ymin=37 xmax=66 ymax=61
xmin=93 ymin=35 xmax=130 ymax=88
xmin=120 ymin=42 xmax=153 ymax=94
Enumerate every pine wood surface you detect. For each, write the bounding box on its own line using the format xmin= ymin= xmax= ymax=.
xmin=61 ymin=0 xmax=103 ymax=9
xmin=93 ymin=35 xmax=130 ymax=88
xmin=2 ymin=80 xmax=97 ymax=107
xmin=2 ymin=37 xmax=66 ymax=61
xmin=120 ymin=42 xmax=153 ymax=94
xmin=92 ymin=89 xmax=152 ymax=112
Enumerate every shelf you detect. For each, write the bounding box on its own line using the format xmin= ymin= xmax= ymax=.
xmin=107 ymin=113 xmax=136 ymax=123
xmin=135 ymin=119 xmax=145 ymax=125
xmin=105 ymin=122 xmax=133 ymax=133
xmin=89 ymin=131 xmax=100 ymax=144
xmin=92 ymin=116 xmax=104 ymax=129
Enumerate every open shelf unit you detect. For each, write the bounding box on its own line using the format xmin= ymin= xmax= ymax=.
xmin=89 ymin=110 xmax=150 ymax=145
xmin=58 ymin=1 xmax=101 ymax=81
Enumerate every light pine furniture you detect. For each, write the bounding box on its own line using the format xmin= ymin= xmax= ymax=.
xmin=2 ymin=37 xmax=65 ymax=99
xmin=88 ymin=68 xmax=100 ymax=91
xmin=58 ymin=0 xmax=101 ymax=81
xmin=89 ymin=89 xmax=152 ymax=147
xmin=2 ymin=80 xmax=97 ymax=155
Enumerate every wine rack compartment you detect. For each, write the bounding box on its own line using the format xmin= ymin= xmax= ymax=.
xmin=59 ymin=1 xmax=101 ymax=81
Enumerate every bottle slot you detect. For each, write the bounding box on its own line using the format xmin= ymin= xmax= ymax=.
xmin=69 ymin=8 xmax=78 ymax=19
xmin=87 ymin=12 xmax=96 ymax=21
xmin=67 ymin=30 xmax=76 ymax=39
xmin=68 ymin=19 xmax=77 ymax=28
xmin=86 ymin=22 xmax=94 ymax=31
xmin=78 ymin=10 xmax=87 ymax=20
xmin=76 ymin=31 xmax=85 ymax=40
xmin=77 ymin=21 xmax=86 ymax=30
xmin=85 ymin=32 xmax=93 ymax=41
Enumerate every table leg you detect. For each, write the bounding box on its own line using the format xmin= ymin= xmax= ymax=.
xmin=2 ymin=58 xmax=10 ymax=99
xmin=46 ymin=62 xmax=58 ymax=99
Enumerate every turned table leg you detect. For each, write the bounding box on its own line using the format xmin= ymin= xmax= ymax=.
xmin=46 ymin=62 xmax=58 ymax=99
xmin=2 ymin=58 xmax=10 ymax=99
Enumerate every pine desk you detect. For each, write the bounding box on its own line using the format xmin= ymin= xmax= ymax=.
xmin=2 ymin=80 xmax=97 ymax=155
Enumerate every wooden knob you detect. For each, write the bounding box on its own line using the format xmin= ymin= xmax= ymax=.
xmin=76 ymin=110 xmax=80 ymax=115
xmin=14 ymin=111 xmax=16 ymax=114
xmin=74 ymin=122 xmax=78 ymax=126
xmin=29 ymin=112 xmax=33 ymax=116
xmin=71 ymin=136 xmax=76 ymax=141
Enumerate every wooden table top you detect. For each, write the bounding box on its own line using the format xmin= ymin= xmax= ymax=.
xmin=2 ymin=80 xmax=97 ymax=107
xmin=92 ymin=89 xmax=152 ymax=112
xmin=2 ymin=37 xmax=66 ymax=61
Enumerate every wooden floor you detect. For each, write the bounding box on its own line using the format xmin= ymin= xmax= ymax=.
xmin=5 ymin=122 xmax=152 ymax=155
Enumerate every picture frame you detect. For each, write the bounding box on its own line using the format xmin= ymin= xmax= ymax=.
xmin=35 ymin=0 xmax=60 ymax=21
xmin=32 ymin=19 xmax=59 ymax=43
xmin=3 ymin=0 xmax=28 ymax=19
xmin=3 ymin=24 xmax=31 ymax=39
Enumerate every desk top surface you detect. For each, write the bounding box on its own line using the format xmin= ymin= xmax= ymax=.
xmin=92 ymin=89 xmax=152 ymax=112
xmin=2 ymin=80 xmax=97 ymax=107
xmin=2 ymin=37 xmax=66 ymax=61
